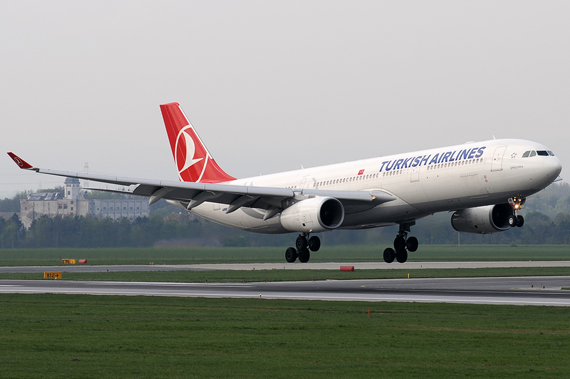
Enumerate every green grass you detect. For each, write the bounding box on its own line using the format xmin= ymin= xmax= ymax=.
xmin=0 ymin=294 xmax=568 ymax=378
xmin=0 ymin=244 xmax=569 ymax=266
xmin=2 ymin=266 xmax=570 ymax=283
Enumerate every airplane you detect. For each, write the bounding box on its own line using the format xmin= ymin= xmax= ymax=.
xmin=8 ymin=102 xmax=563 ymax=264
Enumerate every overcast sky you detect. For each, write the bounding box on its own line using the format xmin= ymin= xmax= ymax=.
xmin=1 ymin=1 xmax=569 ymax=198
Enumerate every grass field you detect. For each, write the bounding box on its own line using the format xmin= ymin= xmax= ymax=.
xmin=0 ymin=294 xmax=568 ymax=378
xmin=1 ymin=247 xmax=569 ymax=377
xmin=0 ymin=244 xmax=569 ymax=266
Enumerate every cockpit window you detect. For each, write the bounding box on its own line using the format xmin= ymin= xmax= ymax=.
xmin=522 ymin=150 xmax=554 ymax=158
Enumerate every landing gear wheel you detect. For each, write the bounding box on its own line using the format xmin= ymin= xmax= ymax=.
xmin=396 ymin=249 xmax=408 ymax=263
xmin=285 ymin=247 xmax=298 ymax=263
xmin=394 ymin=236 xmax=406 ymax=252
xmin=383 ymin=248 xmax=395 ymax=264
xmin=406 ymin=236 xmax=418 ymax=252
xmin=508 ymin=215 xmax=517 ymax=227
xmin=298 ymin=248 xmax=310 ymax=263
xmin=387 ymin=222 xmax=417 ymax=264
xmin=296 ymin=235 xmax=308 ymax=250
xmin=308 ymin=236 xmax=321 ymax=252
xmin=516 ymin=215 xmax=524 ymax=227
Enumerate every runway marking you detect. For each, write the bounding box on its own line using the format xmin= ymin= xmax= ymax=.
xmin=2 ymin=276 xmax=570 ymax=307
xmin=1 ymin=286 xmax=570 ymax=306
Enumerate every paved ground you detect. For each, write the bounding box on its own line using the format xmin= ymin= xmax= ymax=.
xmin=2 ymin=260 xmax=570 ymax=273
xmin=1 ymin=276 xmax=569 ymax=306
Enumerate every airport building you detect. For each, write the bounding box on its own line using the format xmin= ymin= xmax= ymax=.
xmin=19 ymin=177 xmax=150 ymax=228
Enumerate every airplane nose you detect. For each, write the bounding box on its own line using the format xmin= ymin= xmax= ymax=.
xmin=530 ymin=155 xmax=563 ymax=190
xmin=546 ymin=157 xmax=563 ymax=182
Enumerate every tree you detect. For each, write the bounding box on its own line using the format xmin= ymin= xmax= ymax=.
xmin=0 ymin=191 xmax=29 ymax=212
xmin=28 ymin=215 xmax=54 ymax=247
xmin=1 ymin=214 xmax=25 ymax=248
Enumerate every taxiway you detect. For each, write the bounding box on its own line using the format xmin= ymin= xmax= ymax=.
xmin=2 ymin=260 xmax=570 ymax=273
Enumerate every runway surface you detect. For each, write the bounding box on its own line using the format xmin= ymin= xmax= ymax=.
xmin=1 ymin=276 xmax=570 ymax=306
xmin=2 ymin=260 xmax=570 ymax=273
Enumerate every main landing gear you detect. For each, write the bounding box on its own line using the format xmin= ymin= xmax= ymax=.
xmin=285 ymin=234 xmax=321 ymax=263
xmin=383 ymin=222 xmax=418 ymax=264
xmin=508 ymin=196 xmax=525 ymax=227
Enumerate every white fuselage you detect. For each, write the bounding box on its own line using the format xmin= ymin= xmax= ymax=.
xmin=190 ymin=139 xmax=562 ymax=234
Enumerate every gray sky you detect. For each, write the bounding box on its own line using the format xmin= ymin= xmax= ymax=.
xmin=2 ymin=1 xmax=569 ymax=198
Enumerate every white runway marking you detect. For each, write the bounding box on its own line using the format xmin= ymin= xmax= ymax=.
xmin=2 ymin=277 xmax=570 ymax=306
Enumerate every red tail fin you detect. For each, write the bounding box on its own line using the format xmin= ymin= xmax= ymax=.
xmin=160 ymin=103 xmax=236 ymax=183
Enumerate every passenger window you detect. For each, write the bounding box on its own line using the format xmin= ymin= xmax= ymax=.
xmin=522 ymin=151 xmax=530 ymax=158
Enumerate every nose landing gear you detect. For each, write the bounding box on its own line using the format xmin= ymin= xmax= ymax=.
xmin=508 ymin=196 xmax=525 ymax=227
xmin=383 ymin=222 xmax=418 ymax=264
xmin=285 ymin=234 xmax=321 ymax=263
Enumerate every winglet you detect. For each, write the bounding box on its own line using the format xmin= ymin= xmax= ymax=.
xmin=7 ymin=152 xmax=34 ymax=169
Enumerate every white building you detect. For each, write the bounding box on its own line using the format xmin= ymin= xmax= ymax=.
xmin=20 ymin=177 xmax=150 ymax=228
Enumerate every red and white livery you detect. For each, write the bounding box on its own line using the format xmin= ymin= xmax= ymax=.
xmin=8 ymin=102 xmax=563 ymax=263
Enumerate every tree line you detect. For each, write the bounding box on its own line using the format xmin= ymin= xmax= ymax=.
xmin=1 ymin=183 xmax=569 ymax=248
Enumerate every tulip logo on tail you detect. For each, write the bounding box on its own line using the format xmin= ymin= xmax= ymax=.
xmin=13 ymin=156 xmax=25 ymax=168
xmin=161 ymin=102 xmax=236 ymax=183
xmin=175 ymin=126 xmax=208 ymax=182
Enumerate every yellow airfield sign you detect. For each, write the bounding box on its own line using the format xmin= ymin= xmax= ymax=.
xmin=44 ymin=272 xmax=62 ymax=279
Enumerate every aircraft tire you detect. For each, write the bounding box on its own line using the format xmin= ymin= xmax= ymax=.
xmin=298 ymin=248 xmax=310 ymax=263
xmin=517 ymin=215 xmax=525 ymax=227
xmin=394 ymin=236 xmax=406 ymax=252
xmin=508 ymin=215 xmax=517 ymax=227
xmin=285 ymin=247 xmax=298 ymax=263
xmin=383 ymin=248 xmax=396 ymax=264
xmin=296 ymin=235 xmax=308 ymax=251
xmin=308 ymin=236 xmax=321 ymax=252
xmin=396 ymin=249 xmax=408 ymax=263
xmin=406 ymin=236 xmax=418 ymax=252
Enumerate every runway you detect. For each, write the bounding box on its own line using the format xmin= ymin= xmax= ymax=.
xmin=2 ymin=260 xmax=570 ymax=273
xmin=1 ymin=276 xmax=570 ymax=306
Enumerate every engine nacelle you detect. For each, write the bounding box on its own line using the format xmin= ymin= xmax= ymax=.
xmin=451 ymin=204 xmax=513 ymax=234
xmin=280 ymin=197 xmax=344 ymax=233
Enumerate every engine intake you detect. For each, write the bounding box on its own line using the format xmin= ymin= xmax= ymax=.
xmin=451 ymin=204 xmax=512 ymax=234
xmin=280 ymin=197 xmax=344 ymax=233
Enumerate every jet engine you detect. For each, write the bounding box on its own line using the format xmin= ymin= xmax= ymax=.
xmin=280 ymin=197 xmax=344 ymax=233
xmin=451 ymin=204 xmax=513 ymax=234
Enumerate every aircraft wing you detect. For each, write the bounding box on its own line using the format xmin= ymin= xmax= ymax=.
xmin=8 ymin=153 xmax=396 ymax=216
